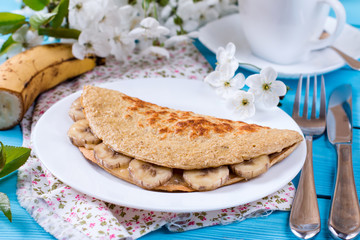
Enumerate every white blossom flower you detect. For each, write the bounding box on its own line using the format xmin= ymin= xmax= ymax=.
xmin=177 ymin=0 xmax=219 ymax=32
xmin=226 ymin=90 xmax=256 ymax=118
xmin=129 ymin=17 xmax=169 ymax=39
xmin=142 ymin=46 xmax=170 ymax=59
xmin=97 ymin=9 xmax=121 ymax=33
xmin=68 ymin=0 xmax=103 ymax=30
xmin=216 ymin=42 xmax=238 ymax=72
xmin=245 ymin=67 xmax=287 ymax=108
xmin=13 ymin=25 xmax=43 ymax=48
xmin=164 ymin=35 xmax=191 ymax=47
xmin=72 ymin=29 xmax=111 ymax=59
xmin=161 ymin=5 xmax=173 ymax=20
xmin=117 ymin=5 xmax=140 ymax=31
xmin=204 ymin=63 xmax=245 ymax=98
xmin=109 ymin=28 xmax=135 ymax=61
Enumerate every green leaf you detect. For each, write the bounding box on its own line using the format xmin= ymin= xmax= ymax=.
xmin=0 ymin=12 xmax=26 ymax=35
xmin=0 ymin=192 xmax=12 ymax=222
xmin=142 ymin=0 xmax=151 ymax=14
xmin=0 ymin=142 xmax=5 ymax=170
xmin=157 ymin=0 xmax=169 ymax=7
xmin=0 ymin=145 xmax=31 ymax=178
xmin=30 ymin=12 xmax=57 ymax=30
xmin=173 ymin=15 xmax=183 ymax=26
xmin=0 ymin=35 xmax=17 ymax=56
xmin=23 ymin=0 xmax=50 ymax=11
xmin=38 ymin=27 xmax=80 ymax=39
xmin=51 ymin=0 xmax=69 ymax=28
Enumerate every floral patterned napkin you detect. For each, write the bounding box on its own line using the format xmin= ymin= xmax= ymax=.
xmin=16 ymin=43 xmax=295 ymax=240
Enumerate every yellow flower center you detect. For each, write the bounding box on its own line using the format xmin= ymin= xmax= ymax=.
xmin=224 ymin=81 xmax=231 ymax=87
xmin=263 ymin=83 xmax=271 ymax=91
xmin=242 ymin=99 xmax=249 ymax=106
xmin=75 ymin=3 xmax=82 ymax=10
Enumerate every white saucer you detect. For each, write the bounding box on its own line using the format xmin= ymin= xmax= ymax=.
xmin=199 ymin=14 xmax=360 ymax=79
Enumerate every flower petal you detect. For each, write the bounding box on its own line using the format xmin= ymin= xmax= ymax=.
xmin=232 ymin=73 xmax=246 ymax=89
xmin=262 ymin=92 xmax=280 ymax=108
xmin=128 ymin=28 xmax=145 ymax=38
xmin=157 ymin=26 xmax=170 ymax=36
xmin=140 ymin=17 xmax=159 ymax=29
xmin=216 ymin=47 xmax=226 ymax=64
xmin=261 ymin=66 xmax=277 ymax=83
xmin=271 ymin=81 xmax=287 ymax=96
xmin=93 ymin=41 xmax=111 ymax=57
xmin=218 ymin=63 xmax=235 ymax=79
xmin=204 ymin=71 xmax=222 ymax=87
xmin=72 ymin=42 xmax=86 ymax=60
xmin=225 ymin=42 xmax=236 ymax=58
xmin=245 ymin=74 xmax=262 ymax=89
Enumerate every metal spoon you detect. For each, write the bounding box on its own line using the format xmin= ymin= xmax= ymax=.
xmin=320 ymin=31 xmax=360 ymax=70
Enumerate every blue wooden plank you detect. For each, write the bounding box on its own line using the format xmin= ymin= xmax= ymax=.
xmin=0 ymin=125 xmax=23 ymax=147
xmin=142 ymin=198 xmax=333 ymax=240
xmin=0 ymin=173 xmax=56 ymax=240
xmin=312 ymin=128 xmax=360 ymax=197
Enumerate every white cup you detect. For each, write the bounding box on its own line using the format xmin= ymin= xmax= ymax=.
xmin=238 ymin=0 xmax=346 ymax=64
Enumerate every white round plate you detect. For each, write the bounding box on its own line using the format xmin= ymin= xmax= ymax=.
xmin=199 ymin=14 xmax=360 ymax=79
xmin=33 ymin=78 xmax=306 ymax=213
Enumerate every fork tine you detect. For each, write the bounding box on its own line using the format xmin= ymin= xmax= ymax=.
xmin=302 ymin=75 xmax=310 ymax=119
xmin=319 ymin=75 xmax=326 ymax=119
xmin=311 ymin=75 xmax=317 ymax=119
xmin=293 ymin=75 xmax=303 ymax=118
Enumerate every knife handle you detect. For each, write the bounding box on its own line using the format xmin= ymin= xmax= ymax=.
xmin=329 ymin=144 xmax=360 ymax=239
xmin=289 ymin=136 xmax=321 ymax=239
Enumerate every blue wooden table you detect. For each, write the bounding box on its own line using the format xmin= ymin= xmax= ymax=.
xmin=1 ymin=1 xmax=360 ymax=239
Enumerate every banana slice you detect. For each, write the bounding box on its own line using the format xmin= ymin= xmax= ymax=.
xmin=94 ymin=143 xmax=132 ymax=169
xmin=68 ymin=119 xmax=101 ymax=149
xmin=231 ymin=155 xmax=270 ymax=180
xmin=128 ymin=159 xmax=173 ymax=189
xmin=183 ymin=166 xmax=229 ymax=191
xmin=69 ymin=98 xmax=85 ymax=121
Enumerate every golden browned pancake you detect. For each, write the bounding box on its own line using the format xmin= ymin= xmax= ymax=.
xmin=81 ymin=85 xmax=303 ymax=170
xmin=67 ymin=85 xmax=303 ymax=192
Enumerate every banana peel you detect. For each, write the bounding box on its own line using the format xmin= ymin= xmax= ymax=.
xmin=0 ymin=43 xmax=104 ymax=130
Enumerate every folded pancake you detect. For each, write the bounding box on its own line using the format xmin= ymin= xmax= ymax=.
xmin=81 ymin=85 xmax=302 ymax=169
xmin=67 ymin=85 xmax=303 ymax=192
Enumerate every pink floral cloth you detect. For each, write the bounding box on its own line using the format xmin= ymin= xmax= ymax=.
xmin=16 ymin=43 xmax=295 ymax=240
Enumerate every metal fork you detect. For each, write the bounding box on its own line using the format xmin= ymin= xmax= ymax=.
xmin=289 ymin=75 xmax=326 ymax=239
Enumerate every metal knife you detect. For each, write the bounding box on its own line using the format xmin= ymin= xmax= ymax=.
xmin=327 ymin=84 xmax=360 ymax=239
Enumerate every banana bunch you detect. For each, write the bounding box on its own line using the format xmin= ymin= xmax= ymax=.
xmin=0 ymin=43 xmax=103 ymax=130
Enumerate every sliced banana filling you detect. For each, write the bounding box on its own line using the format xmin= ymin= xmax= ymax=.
xmin=183 ymin=166 xmax=229 ymax=191
xmin=94 ymin=143 xmax=132 ymax=169
xmin=68 ymin=116 xmax=293 ymax=191
xmin=69 ymin=97 xmax=85 ymax=121
xmin=231 ymin=155 xmax=270 ymax=180
xmin=67 ymin=119 xmax=101 ymax=149
xmin=129 ymin=159 xmax=173 ymax=189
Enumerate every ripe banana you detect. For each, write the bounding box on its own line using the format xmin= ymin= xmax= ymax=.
xmin=183 ymin=166 xmax=229 ymax=191
xmin=94 ymin=143 xmax=132 ymax=169
xmin=68 ymin=119 xmax=101 ymax=149
xmin=68 ymin=97 xmax=85 ymax=121
xmin=0 ymin=43 xmax=103 ymax=130
xmin=128 ymin=159 xmax=173 ymax=189
xmin=231 ymin=155 xmax=270 ymax=180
